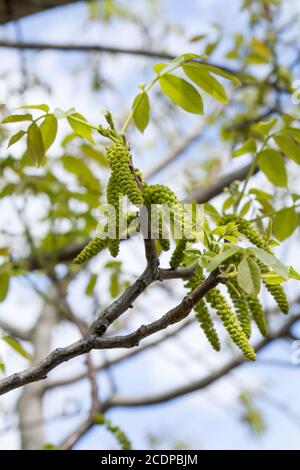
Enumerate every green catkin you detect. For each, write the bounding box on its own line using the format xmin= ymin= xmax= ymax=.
xmin=227 ymin=281 xmax=252 ymax=339
xmin=256 ymin=260 xmax=289 ymax=315
xmin=220 ymin=215 xmax=290 ymax=315
xmin=246 ymin=294 xmax=268 ymax=337
xmin=170 ymin=239 xmax=187 ymax=268
xmin=194 ymin=299 xmax=221 ymax=351
xmin=158 ymin=236 xmax=171 ymax=252
xmin=106 ymin=143 xmax=143 ymax=206
xmin=265 ymin=283 xmax=289 ymax=314
xmin=74 ymin=237 xmax=107 ymax=264
xmin=205 ymin=288 xmax=256 ymax=361
xmin=108 ymin=238 xmax=120 ymax=257
xmin=95 ymin=414 xmax=131 ymax=450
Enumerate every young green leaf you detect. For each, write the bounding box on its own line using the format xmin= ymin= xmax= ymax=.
xmin=274 ymin=134 xmax=300 ymax=164
xmin=233 ymin=139 xmax=257 ymax=157
xmin=17 ymin=104 xmax=49 ymax=113
xmin=249 ymin=247 xmax=289 ymax=280
xmin=262 ymin=272 xmax=285 ymax=285
xmin=132 ymin=91 xmax=150 ymax=133
xmin=183 ymin=64 xmax=228 ymax=104
xmin=7 ymin=130 xmax=26 ymax=148
xmin=67 ymin=113 xmax=94 ymax=144
xmin=258 ymin=149 xmax=287 ymax=187
xmin=289 ymin=266 xmax=300 ymax=281
xmin=27 ymin=123 xmax=45 ymax=166
xmin=199 ymin=64 xmax=241 ymax=86
xmin=285 ymin=127 xmax=300 ymax=144
xmin=237 ymin=256 xmax=261 ymax=296
xmin=0 ymin=273 xmax=9 ymax=302
xmin=85 ymin=273 xmax=97 ymax=296
xmin=40 ymin=114 xmax=58 ymax=152
xmin=159 ymin=74 xmax=203 ymax=114
xmin=153 ymin=63 xmax=167 ymax=74
xmin=252 ymin=118 xmax=277 ymax=136
xmin=2 ymin=336 xmax=32 ymax=361
xmin=2 ymin=114 xmax=32 ymax=124
xmin=273 ymin=207 xmax=298 ymax=241
xmin=206 ymin=246 xmax=241 ymax=272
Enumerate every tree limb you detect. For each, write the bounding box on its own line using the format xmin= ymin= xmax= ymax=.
xmin=0 ymin=271 xmax=219 ymax=396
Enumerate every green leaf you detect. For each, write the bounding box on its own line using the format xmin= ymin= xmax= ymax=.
xmin=67 ymin=113 xmax=94 ymax=144
xmin=274 ymin=134 xmax=300 ymax=164
xmin=2 ymin=336 xmax=32 ymax=361
xmin=239 ymin=199 xmax=252 ymax=217
xmin=2 ymin=114 xmax=32 ymax=124
xmin=249 ymin=247 xmax=289 ymax=280
xmin=132 ymin=91 xmax=150 ymax=133
xmin=85 ymin=273 xmax=97 ymax=296
xmin=17 ymin=104 xmax=49 ymax=113
xmin=61 ymin=155 xmax=100 ymax=192
xmin=40 ymin=114 xmax=58 ymax=152
xmin=27 ymin=123 xmax=45 ymax=166
xmin=110 ymin=271 xmax=120 ymax=298
xmin=285 ymin=127 xmax=300 ymax=144
xmin=206 ymin=246 xmax=241 ymax=272
xmin=81 ymin=144 xmax=107 ymax=166
xmin=159 ymin=74 xmax=203 ymax=114
xmin=0 ymin=272 xmax=10 ymax=302
xmin=199 ymin=64 xmax=241 ymax=86
xmin=233 ymin=139 xmax=257 ymax=157
xmin=0 ymin=360 xmax=5 ymax=373
xmin=258 ymin=149 xmax=287 ymax=187
xmin=273 ymin=207 xmax=298 ymax=241
xmin=262 ymin=271 xmax=285 ymax=285
xmin=153 ymin=63 xmax=167 ymax=74
xmin=289 ymin=266 xmax=300 ymax=281
xmin=183 ymin=64 xmax=228 ymax=104
xmin=237 ymin=256 xmax=261 ymax=296
xmin=252 ymin=118 xmax=277 ymax=136
xmin=7 ymin=130 xmax=26 ymax=148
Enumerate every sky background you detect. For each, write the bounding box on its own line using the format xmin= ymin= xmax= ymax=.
xmin=0 ymin=0 xmax=300 ymax=450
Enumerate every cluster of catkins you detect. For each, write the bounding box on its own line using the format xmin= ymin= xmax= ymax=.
xmin=183 ymin=214 xmax=289 ymax=360
xmin=186 ymin=272 xmax=256 ymax=360
xmin=74 ymin=142 xmax=187 ymax=264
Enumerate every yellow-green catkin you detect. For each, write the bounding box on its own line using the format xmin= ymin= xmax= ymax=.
xmin=227 ymin=281 xmax=252 ymax=339
xmin=194 ymin=299 xmax=221 ymax=351
xmin=205 ymin=288 xmax=256 ymax=360
xmin=74 ymin=237 xmax=107 ymax=264
xmin=266 ymin=284 xmax=289 ymax=314
xmin=257 ymin=260 xmax=289 ymax=315
xmin=246 ymin=294 xmax=268 ymax=337
xmin=106 ymin=143 xmax=143 ymax=206
xmin=170 ymin=239 xmax=187 ymax=268
xmin=143 ymin=184 xmax=185 ymax=236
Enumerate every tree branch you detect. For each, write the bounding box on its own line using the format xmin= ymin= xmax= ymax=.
xmin=0 ymin=271 xmax=219 ymax=396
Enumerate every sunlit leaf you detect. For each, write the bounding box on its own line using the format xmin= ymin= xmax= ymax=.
xmin=258 ymin=149 xmax=287 ymax=187
xmin=159 ymin=74 xmax=203 ymax=114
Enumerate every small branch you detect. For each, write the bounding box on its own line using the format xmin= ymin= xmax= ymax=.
xmin=45 ymin=317 xmax=195 ymax=391
xmin=0 ymin=272 xmax=219 ymax=396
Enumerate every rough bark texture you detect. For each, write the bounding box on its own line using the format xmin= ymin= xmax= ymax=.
xmin=17 ymin=297 xmax=57 ymax=450
xmin=0 ymin=0 xmax=80 ymax=24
